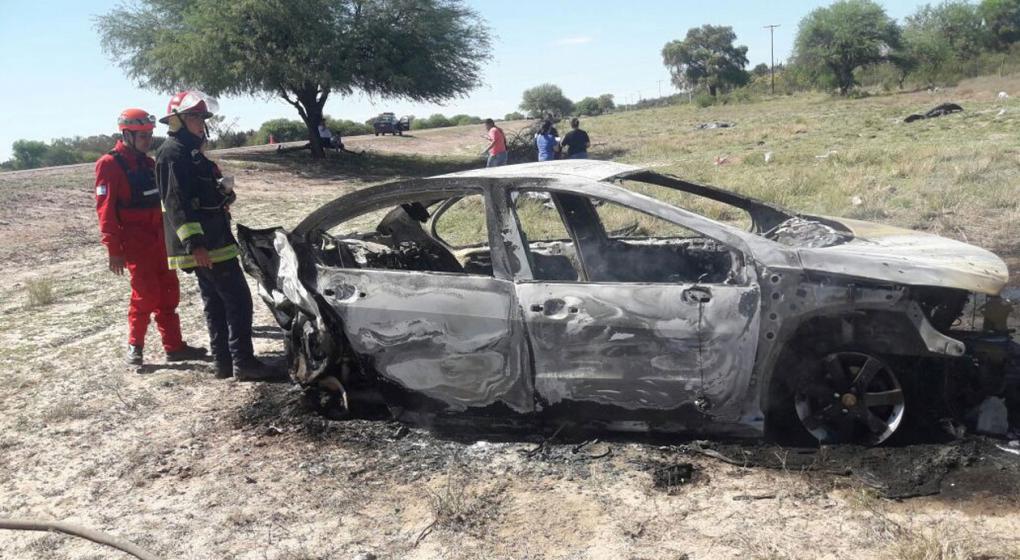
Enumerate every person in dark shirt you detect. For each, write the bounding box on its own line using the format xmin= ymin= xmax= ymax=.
xmin=561 ymin=118 xmax=591 ymax=159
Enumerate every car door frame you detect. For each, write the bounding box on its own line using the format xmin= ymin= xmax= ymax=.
xmin=502 ymin=180 xmax=763 ymax=422
xmin=301 ymin=180 xmax=536 ymax=414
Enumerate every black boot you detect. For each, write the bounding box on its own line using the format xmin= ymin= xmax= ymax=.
xmin=214 ymin=360 xmax=234 ymax=379
xmin=165 ymin=343 xmax=208 ymax=362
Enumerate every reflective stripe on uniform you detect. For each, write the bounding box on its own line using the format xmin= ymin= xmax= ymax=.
xmin=167 ymin=243 xmax=240 ymax=270
xmin=176 ymin=222 xmax=204 ymax=241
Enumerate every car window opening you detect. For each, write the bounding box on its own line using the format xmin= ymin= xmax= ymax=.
xmin=313 ymin=195 xmax=495 ymax=277
xmin=512 ymin=190 xmax=740 ymax=285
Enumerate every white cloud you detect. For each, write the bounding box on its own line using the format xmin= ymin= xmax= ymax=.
xmin=554 ymin=36 xmax=593 ymax=46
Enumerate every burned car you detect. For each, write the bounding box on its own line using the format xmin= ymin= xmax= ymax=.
xmin=239 ymin=160 xmax=1018 ymax=445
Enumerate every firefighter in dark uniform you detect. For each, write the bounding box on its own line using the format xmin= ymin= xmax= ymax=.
xmin=154 ymin=91 xmax=277 ymax=380
xmin=95 ymin=108 xmax=206 ymax=366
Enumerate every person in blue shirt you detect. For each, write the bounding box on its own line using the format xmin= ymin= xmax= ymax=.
xmin=535 ymin=120 xmax=559 ymax=162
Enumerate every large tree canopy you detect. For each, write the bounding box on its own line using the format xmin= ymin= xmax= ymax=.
xmin=96 ymin=0 xmax=490 ymax=156
xmin=980 ymin=0 xmax=1020 ymax=49
xmin=661 ymin=25 xmax=750 ymax=97
xmin=899 ymin=1 xmax=983 ymax=86
xmin=519 ymin=84 xmax=574 ymax=118
xmin=793 ymin=0 xmax=901 ymax=95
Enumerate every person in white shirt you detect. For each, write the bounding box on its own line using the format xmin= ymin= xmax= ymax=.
xmin=317 ymin=121 xmax=336 ymax=149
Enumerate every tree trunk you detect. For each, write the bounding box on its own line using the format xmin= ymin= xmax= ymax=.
xmin=279 ymin=85 xmax=329 ymax=159
xmin=708 ymin=84 xmax=717 ymax=97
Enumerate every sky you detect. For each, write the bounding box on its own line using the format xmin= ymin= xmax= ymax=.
xmin=0 ymin=0 xmax=929 ymax=161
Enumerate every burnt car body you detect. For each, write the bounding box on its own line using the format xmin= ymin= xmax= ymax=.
xmin=239 ymin=160 xmax=1019 ymax=445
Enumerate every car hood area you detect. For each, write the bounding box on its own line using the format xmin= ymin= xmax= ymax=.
xmin=796 ymin=217 xmax=1009 ymax=295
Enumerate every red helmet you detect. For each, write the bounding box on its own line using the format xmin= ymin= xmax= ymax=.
xmin=118 ymin=108 xmax=156 ymax=132
xmin=159 ymin=90 xmax=219 ymax=124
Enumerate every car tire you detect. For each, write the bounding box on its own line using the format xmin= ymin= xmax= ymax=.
xmin=768 ymin=348 xmax=912 ymax=446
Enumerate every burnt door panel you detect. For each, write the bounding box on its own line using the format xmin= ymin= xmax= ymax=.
xmin=517 ymin=282 xmax=760 ymax=417
xmin=317 ymin=268 xmax=533 ymax=413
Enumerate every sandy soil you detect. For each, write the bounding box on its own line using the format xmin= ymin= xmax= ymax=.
xmin=0 ymin=122 xmax=1019 ymax=560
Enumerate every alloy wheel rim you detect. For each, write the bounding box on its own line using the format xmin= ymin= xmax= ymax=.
xmin=794 ymin=351 xmax=906 ymax=445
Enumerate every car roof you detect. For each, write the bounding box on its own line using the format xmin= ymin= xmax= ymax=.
xmin=436 ymin=160 xmax=645 ymax=183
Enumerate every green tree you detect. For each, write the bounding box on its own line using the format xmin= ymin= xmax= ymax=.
xmin=253 ymin=118 xmax=308 ymax=144
xmin=907 ymin=2 xmax=985 ymax=58
xmin=897 ymin=7 xmax=958 ymax=86
xmin=574 ymin=97 xmax=601 ymax=116
xmin=980 ymin=0 xmax=1020 ymax=49
xmin=793 ymin=0 xmax=901 ymax=95
xmin=425 ymin=114 xmax=453 ymax=128
xmin=504 ymin=111 xmax=525 ymax=121
xmin=661 ymin=25 xmax=750 ymax=97
xmin=519 ymin=84 xmax=574 ymax=118
xmin=596 ymin=94 xmax=615 ymax=113
xmin=449 ymin=114 xmax=482 ymax=126
xmin=96 ymin=0 xmax=490 ymax=158
xmin=10 ymin=140 xmax=48 ymax=170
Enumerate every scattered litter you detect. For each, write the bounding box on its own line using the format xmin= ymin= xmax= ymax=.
xmin=851 ymin=195 xmax=863 ymax=207
xmin=997 ymin=445 xmax=1020 ymax=456
xmin=264 ymin=425 xmax=283 ymax=436
xmin=815 ymin=150 xmax=838 ymax=160
xmin=695 ymin=121 xmax=734 ymax=130
xmin=653 ymin=463 xmax=695 ymax=491
xmin=904 ymin=102 xmax=963 ymax=123
xmin=764 ymin=151 xmax=774 ymax=163
xmin=970 ymin=396 xmax=1009 ymax=436
xmin=998 ymin=108 xmax=1007 ymax=116
xmin=998 ymin=91 xmax=1009 ymax=100
xmin=713 ymin=155 xmax=729 ymax=165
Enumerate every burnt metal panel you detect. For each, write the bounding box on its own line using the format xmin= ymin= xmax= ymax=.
xmin=517 ymin=282 xmax=761 ymax=418
xmin=315 ymin=267 xmax=534 ymax=413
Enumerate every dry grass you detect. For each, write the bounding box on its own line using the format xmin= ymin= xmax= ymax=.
xmin=406 ymin=73 xmax=1020 ymax=259
xmin=25 ymin=277 xmax=55 ymax=307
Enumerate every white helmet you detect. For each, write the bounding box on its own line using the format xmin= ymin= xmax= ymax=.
xmin=159 ymin=90 xmax=220 ymax=124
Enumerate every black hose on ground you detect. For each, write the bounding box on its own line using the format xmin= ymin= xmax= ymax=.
xmin=0 ymin=518 xmax=161 ymax=560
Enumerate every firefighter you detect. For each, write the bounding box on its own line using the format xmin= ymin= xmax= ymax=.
xmin=95 ymin=108 xmax=207 ymax=366
xmin=154 ymin=91 xmax=278 ymax=380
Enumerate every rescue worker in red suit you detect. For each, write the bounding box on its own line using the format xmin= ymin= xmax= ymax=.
xmin=95 ymin=108 xmax=206 ymax=366
xmin=155 ymin=91 xmax=278 ymax=380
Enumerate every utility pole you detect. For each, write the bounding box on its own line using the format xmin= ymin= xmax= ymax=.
xmin=764 ymin=24 xmax=780 ymax=95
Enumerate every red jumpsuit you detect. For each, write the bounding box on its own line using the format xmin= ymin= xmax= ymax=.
xmin=95 ymin=140 xmax=184 ymax=352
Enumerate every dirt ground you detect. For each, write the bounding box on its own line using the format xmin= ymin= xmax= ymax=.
xmin=1 ymin=116 xmax=1020 ymax=560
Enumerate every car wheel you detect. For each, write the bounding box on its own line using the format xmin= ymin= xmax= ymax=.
xmin=793 ymin=351 xmax=906 ymax=445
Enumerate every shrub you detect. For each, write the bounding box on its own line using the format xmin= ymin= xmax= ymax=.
xmin=26 ymin=278 xmax=55 ymax=307
xmin=252 ymin=118 xmax=307 ymax=144
xmin=694 ymin=93 xmax=717 ymax=108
